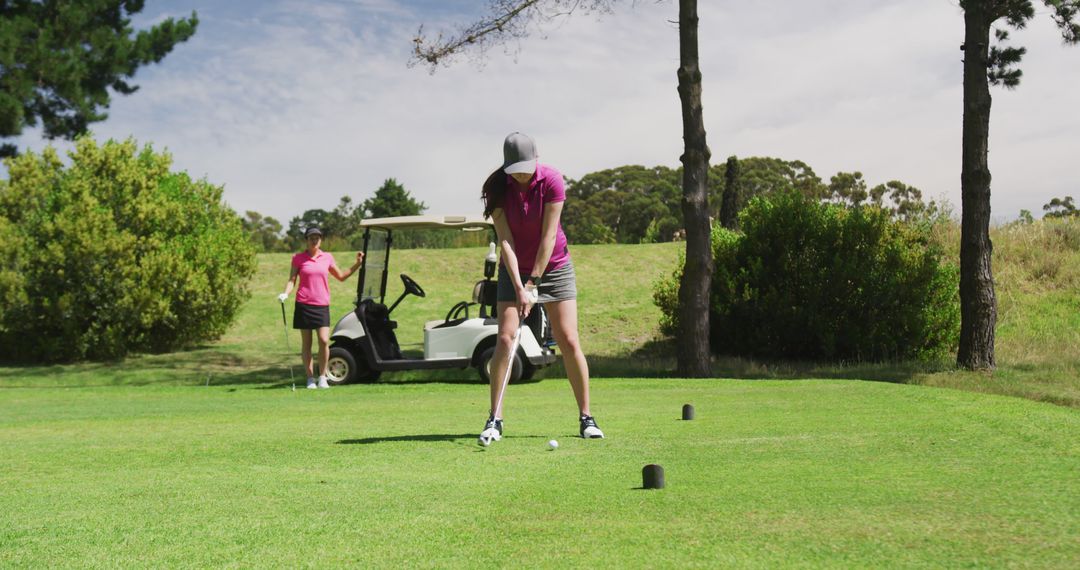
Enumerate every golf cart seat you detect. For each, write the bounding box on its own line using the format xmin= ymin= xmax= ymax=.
xmin=356 ymin=299 xmax=403 ymax=360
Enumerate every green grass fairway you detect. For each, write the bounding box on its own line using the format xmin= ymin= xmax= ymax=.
xmin=2 ymin=379 xmax=1078 ymax=567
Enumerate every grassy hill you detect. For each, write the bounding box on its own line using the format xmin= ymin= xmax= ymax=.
xmin=4 ymin=217 xmax=1077 ymax=406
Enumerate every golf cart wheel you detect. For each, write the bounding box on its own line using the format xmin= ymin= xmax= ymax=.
xmin=327 ymin=346 xmax=380 ymax=385
xmin=478 ymin=346 xmax=523 ymax=385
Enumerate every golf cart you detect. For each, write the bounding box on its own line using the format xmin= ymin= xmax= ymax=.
xmin=325 ymin=215 xmax=558 ymax=385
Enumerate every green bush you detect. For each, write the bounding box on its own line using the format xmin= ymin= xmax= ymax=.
xmin=653 ymin=252 xmax=682 ymax=337
xmin=0 ymin=138 xmax=256 ymax=362
xmin=654 ymin=191 xmax=960 ymax=361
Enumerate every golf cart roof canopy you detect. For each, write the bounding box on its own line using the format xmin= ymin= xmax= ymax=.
xmin=359 ymin=215 xmax=492 ymax=231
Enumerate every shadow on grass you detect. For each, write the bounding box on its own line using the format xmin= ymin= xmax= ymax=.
xmin=0 ymin=348 xmax=300 ymax=388
xmin=337 ymin=434 xmax=546 ymax=445
xmin=0 ymin=345 xmax=549 ymax=388
xmin=337 ymin=433 xmax=476 ymax=444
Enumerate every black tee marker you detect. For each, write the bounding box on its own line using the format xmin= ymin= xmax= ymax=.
xmin=642 ymin=464 xmax=665 ymax=489
xmin=682 ymin=404 xmax=695 ymax=420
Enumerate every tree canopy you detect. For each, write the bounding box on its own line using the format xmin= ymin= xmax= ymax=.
xmin=363 ymin=178 xmax=426 ymax=219
xmin=242 ymin=211 xmax=287 ymax=252
xmin=286 ymin=209 xmax=330 ymax=245
xmin=563 ymin=165 xmax=682 ymax=244
xmin=274 ymin=179 xmax=429 ymax=251
xmin=559 ymin=158 xmax=930 ymax=245
xmin=1043 ymin=195 xmax=1077 ymax=219
xmin=0 ymin=0 xmax=198 ymax=156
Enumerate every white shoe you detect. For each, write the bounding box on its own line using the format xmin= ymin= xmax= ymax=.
xmin=580 ymin=415 xmax=605 ymax=439
xmin=477 ymin=416 xmax=503 ymax=447
xmin=317 ymin=376 xmax=330 ymax=389
xmin=306 ymin=377 xmax=318 ymax=389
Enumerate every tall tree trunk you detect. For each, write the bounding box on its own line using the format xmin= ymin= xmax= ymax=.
xmin=676 ymin=0 xmax=712 ymax=377
xmin=720 ymin=155 xmax=740 ymax=229
xmin=958 ymin=6 xmax=997 ymax=370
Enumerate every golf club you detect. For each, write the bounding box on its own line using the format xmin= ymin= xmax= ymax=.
xmin=279 ymin=298 xmax=295 ymax=383
xmin=489 ymin=240 xmax=538 ymax=428
xmin=492 ymin=321 xmax=523 ymax=421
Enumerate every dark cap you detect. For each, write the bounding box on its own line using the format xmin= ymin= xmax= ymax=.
xmin=502 ymin=132 xmax=537 ymax=175
xmin=304 ymin=227 xmax=323 ymax=238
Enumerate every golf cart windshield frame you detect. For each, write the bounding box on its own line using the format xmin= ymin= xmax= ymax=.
xmin=355 ymin=215 xmax=493 ymax=305
xmin=358 ymin=228 xmax=391 ymax=305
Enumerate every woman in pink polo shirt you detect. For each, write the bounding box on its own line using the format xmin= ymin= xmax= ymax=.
xmin=476 ymin=132 xmax=604 ymax=445
xmin=278 ymin=227 xmax=363 ymax=389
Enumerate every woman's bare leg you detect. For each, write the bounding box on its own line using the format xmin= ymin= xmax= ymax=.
xmin=545 ymin=299 xmax=590 ymax=416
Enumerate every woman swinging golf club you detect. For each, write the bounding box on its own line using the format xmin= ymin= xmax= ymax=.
xmin=478 ymin=132 xmax=604 ymax=445
xmin=278 ymin=227 xmax=363 ymax=389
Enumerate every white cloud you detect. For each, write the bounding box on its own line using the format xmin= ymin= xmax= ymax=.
xmin=7 ymin=0 xmax=1079 ymax=223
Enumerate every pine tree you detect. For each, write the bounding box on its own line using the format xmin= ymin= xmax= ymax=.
xmin=0 ymin=1 xmax=198 ymax=156
xmin=362 ymin=178 xmax=426 ymax=218
xmin=957 ymin=0 xmax=1079 ymax=370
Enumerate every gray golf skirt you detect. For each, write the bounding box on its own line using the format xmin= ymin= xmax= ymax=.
xmin=497 ymin=260 xmax=577 ymax=304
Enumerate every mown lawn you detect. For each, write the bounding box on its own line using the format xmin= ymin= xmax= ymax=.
xmin=2 ymin=378 xmax=1078 ymax=567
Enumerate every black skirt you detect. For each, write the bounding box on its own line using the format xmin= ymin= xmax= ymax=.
xmin=293 ymin=302 xmax=331 ymax=329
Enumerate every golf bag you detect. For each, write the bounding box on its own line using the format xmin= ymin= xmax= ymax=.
xmin=357 ymin=299 xmax=403 ymax=360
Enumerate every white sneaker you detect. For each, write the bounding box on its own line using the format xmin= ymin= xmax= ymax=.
xmin=306 ymin=377 xmax=318 ymax=389
xmin=580 ymin=415 xmax=605 ymax=439
xmin=317 ymin=376 xmax=330 ymax=389
xmin=477 ymin=416 xmax=503 ymax=447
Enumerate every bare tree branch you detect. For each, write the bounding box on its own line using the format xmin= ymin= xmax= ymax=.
xmin=410 ymin=0 xmax=616 ymax=71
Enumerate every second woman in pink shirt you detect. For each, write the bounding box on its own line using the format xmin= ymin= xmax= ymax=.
xmin=279 ymin=227 xmax=363 ymax=389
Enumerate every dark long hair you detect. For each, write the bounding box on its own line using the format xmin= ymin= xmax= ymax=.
xmin=481 ymin=168 xmax=507 ymax=218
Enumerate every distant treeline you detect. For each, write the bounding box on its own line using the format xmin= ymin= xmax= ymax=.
xmin=561 ymin=157 xmax=940 ymax=245
xmin=243 ymin=177 xmax=486 ymax=252
xmin=243 ymin=159 xmax=1077 ymax=252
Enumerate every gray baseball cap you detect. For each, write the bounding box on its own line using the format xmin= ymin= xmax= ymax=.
xmin=502 ymin=132 xmax=537 ymax=175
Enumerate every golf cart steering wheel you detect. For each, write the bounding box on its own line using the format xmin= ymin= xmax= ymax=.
xmin=400 ymin=274 xmax=426 ymax=298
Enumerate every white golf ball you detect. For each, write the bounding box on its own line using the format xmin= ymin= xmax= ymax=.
xmin=548 ymin=439 xmax=559 ymax=450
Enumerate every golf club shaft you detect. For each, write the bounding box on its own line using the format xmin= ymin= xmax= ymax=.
xmin=280 ymin=302 xmax=290 ymax=352
xmin=491 ymin=239 xmax=533 ymax=420
xmin=280 ymin=301 xmax=294 ymax=382
xmin=492 ymin=323 xmax=522 ymax=419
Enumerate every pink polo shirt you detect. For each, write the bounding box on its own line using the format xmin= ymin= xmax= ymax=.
xmin=291 ymin=250 xmax=336 ymax=306
xmin=502 ymin=163 xmax=571 ymax=275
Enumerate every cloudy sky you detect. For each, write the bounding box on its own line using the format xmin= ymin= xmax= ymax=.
xmin=8 ymin=0 xmax=1080 ymax=223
